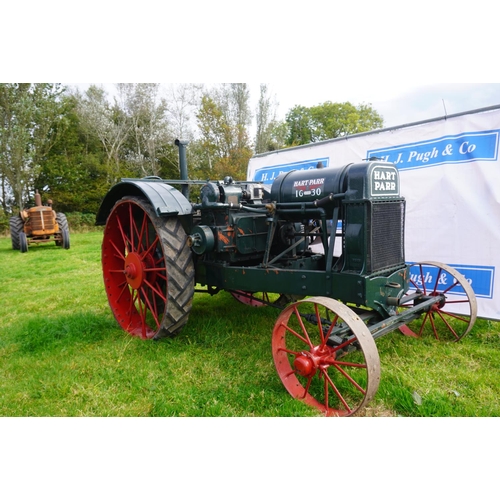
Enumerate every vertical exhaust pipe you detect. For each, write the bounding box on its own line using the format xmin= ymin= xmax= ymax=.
xmin=175 ymin=139 xmax=190 ymax=199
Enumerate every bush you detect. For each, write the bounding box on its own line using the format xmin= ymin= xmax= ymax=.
xmin=65 ymin=212 xmax=98 ymax=231
xmin=0 ymin=213 xmax=9 ymax=236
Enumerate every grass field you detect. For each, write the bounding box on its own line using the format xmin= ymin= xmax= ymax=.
xmin=1 ymin=231 xmax=499 ymax=417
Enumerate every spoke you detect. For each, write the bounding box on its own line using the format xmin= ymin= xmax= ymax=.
xmin=314 ymin=304 xmax=325 ymax=345
xmin=128 ymin=204 xmax=135 ymax=251
xmin=116 ymin=215 xmax=132 ymax=254
xmin=331 ymin=363 xmax=367 ymax=395
xmin=418 ymin=312 xmax=430 ymax=337
xmin=435 ymin=310 xmax=460 ymax=340
xmin=140 ymin=288 xmax=161 ymax=330
xmin=322 ymin=368 xmax=351 ymax=412
xmin=428 ymin=312 xmax=439 ymax=340
xmin=331 ymin=335 xmax=358 ymax=355
xmin=324 ymin=377 xmax=329 ymax=412
xmin=419 ymin=264 xmax=427 ymax=295
xmin=293 ymin=305 xmax=314 ymax=348
xmin=334 ymin=360 xmax=368 ymax=369
xmin=433 ymin=268 xmax=443 ymax=295
xmin=442 ymin=280 xmax=461 ymax=295
xmin=444 ymin=299 xmax=471 ymax=305
xmin=302 ymin=376 xmax=313 ymax=400
xmin=277 ymin=347 xmax=301 ymax=357
xmin=144 ymin=235 xmax=161 ymax=260
xmin=324 ymin=314 xmax=340 ymax=344
xmin=439 ymin=310 xmax=471 ymax=324
xmin=116 ymin=281 xmax=130 ymax=303
xmin=143 ymin=278 xmax=167 ymax=302
xmin=108 ymin=239 xmax=126 ymax=261
xmin=281 ymin=321 xmax=310 ymax=346
xmin=137 ymin=211 xmax=148 ymax=250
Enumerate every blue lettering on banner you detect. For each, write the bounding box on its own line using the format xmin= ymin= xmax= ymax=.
xmin=408 ymin=263 xmax=495 ymax=299
xmin=368 ymin=130 xmax=500 ymax=171
xmin=253 ymin=158 xmax=329 ymax=184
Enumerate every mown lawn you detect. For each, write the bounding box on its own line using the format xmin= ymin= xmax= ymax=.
xmin=1 ymin=231 xmax=499 ymax=417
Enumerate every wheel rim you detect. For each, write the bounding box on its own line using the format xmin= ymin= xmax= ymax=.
xmin=399 ymin=261 xmax=477 ymax=342
xmin=272 ymin=297 xmax=380 ymax=417
xmin=102 ymin=198 xmax=172 ymax=339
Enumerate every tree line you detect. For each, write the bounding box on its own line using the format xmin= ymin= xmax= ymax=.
xmin=0 ymin=83 xmax=383 ymax=218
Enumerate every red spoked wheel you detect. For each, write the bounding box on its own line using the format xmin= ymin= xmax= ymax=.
xmin=102 ymin=196 xmax=194 ymax=339
xmin=399 ymin=261 xmax=477 ymax=342
xmin=272 ymin=297 xmax=380 ymax=417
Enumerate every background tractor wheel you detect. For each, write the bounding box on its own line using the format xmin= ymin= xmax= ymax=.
xmin=61 ymin=228 xmax=70 ymax=249
xmin=56 ymin=213 xmax=70 ymax=247
xmin=9 ymin=216 xmax=24 ymax=250
xmin=19 ymin=232 xmax=28 ymax=253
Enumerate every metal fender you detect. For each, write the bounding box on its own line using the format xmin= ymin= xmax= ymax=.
xmin=95 ymin=180 xmax=193 ymax=225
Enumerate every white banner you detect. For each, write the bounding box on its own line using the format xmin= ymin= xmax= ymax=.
xmin=247 ymin=106 xmax=500 ymax=320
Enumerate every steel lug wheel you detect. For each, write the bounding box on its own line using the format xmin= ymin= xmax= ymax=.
xmin=272 ymin=297 xmax=380 ymax=417
xmin=102 ymin=196 xmax=194 ymax=339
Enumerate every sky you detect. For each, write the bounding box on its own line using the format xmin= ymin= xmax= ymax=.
xmin=72 ymin=82 xmax=500 ymax=133
xmin=250 ymin=82 xmax=500 ymax=129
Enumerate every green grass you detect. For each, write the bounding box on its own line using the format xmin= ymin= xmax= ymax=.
xmin=1 ymin=231 xmax=499 ymax=417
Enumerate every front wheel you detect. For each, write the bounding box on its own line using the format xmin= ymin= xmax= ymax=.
xmin=102 ymin=196 xmax=195 ymax=339
xmin=272 ymin=297 xmax=380 ymax=417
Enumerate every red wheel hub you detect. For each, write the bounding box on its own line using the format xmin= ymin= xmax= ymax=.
xmin=294 ymin=346 xmax=336 ymax=377
xmin=124 ymin=252 xmax=144 ymax=289
xmin=294 ymin=355 xmax=315 ymax=377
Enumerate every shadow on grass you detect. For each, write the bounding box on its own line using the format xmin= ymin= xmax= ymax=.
xmin=10 ymin=312 xmax=121 ymax=354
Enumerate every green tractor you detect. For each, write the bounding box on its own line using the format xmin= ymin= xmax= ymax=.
xmin=9 ymin=190 xmax=70 ymax=253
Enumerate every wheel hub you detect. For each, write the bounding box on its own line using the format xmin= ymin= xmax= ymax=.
xmin=294 ymin=346 xmax=335 ymax=377
xmin=124 ymin=252 xmax=144 ymax=289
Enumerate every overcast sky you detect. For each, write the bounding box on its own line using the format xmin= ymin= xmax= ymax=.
xmin=260 ymin=82 xmax=500 ymax=128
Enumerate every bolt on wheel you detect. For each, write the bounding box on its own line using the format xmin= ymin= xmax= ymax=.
xmin=272 ymin=297 xmax=380 ymax=417
xmin=399 ymin=261 xmax=477 ymax=342
xmin=102 ymin=196 xmax=194 ymax=339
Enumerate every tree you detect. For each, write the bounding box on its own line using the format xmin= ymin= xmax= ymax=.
xmin=76 ymin=85 xmax=131 ymax=184
xmin=0 ymin=83 xmax=65 ymax=213
xmin=195 ymin=83 xmax=253 ymax=180
xmin=38 ymin=93 xmax=109 ymax=214
xmin=116 ymin=83 xmax=174 ymax=178
xmin=254 ymin=84 xmax=288 ymax=154
xmin=286 ymin=101 xmax=384 ymax=146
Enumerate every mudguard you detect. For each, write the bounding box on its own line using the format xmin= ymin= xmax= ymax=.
xmin=95 ymin=179 xmax=193 ymax=225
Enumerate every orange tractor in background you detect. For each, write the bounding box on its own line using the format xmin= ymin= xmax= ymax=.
xmin=9 ymin=190 xmax=70 ymax=252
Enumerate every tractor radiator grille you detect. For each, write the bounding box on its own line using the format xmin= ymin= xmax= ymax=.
xmin=369 ymin=201 xmax=405 ymax=273
xmin=31 ymin=211 xmax=56 ymax=231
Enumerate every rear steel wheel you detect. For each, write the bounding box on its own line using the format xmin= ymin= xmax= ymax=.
xmin=272 ymin=297 xmax=380 ymax=417
xmin=400 ymin=261 xmax=477 ymax=342
xmin=102 ymin=196 xmax=194 ymax=339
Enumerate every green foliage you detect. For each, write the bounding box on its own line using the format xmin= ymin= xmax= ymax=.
xmin=65 ymin=212 xmax=99 ymax=230
xmin=0 ymin=83 xmax=66 ymax=212
xmin=0 ymin=232 xmax=499 ymax=417
xmin=195 ymin=85 xmax=253 ymax=180
xmin=38 ymin=94 xmax=111 ymax=213
xmin=286 ymin=101 xmax=384 ymax=146
xmin=0 ymin=211 xmax=9 ymax=235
